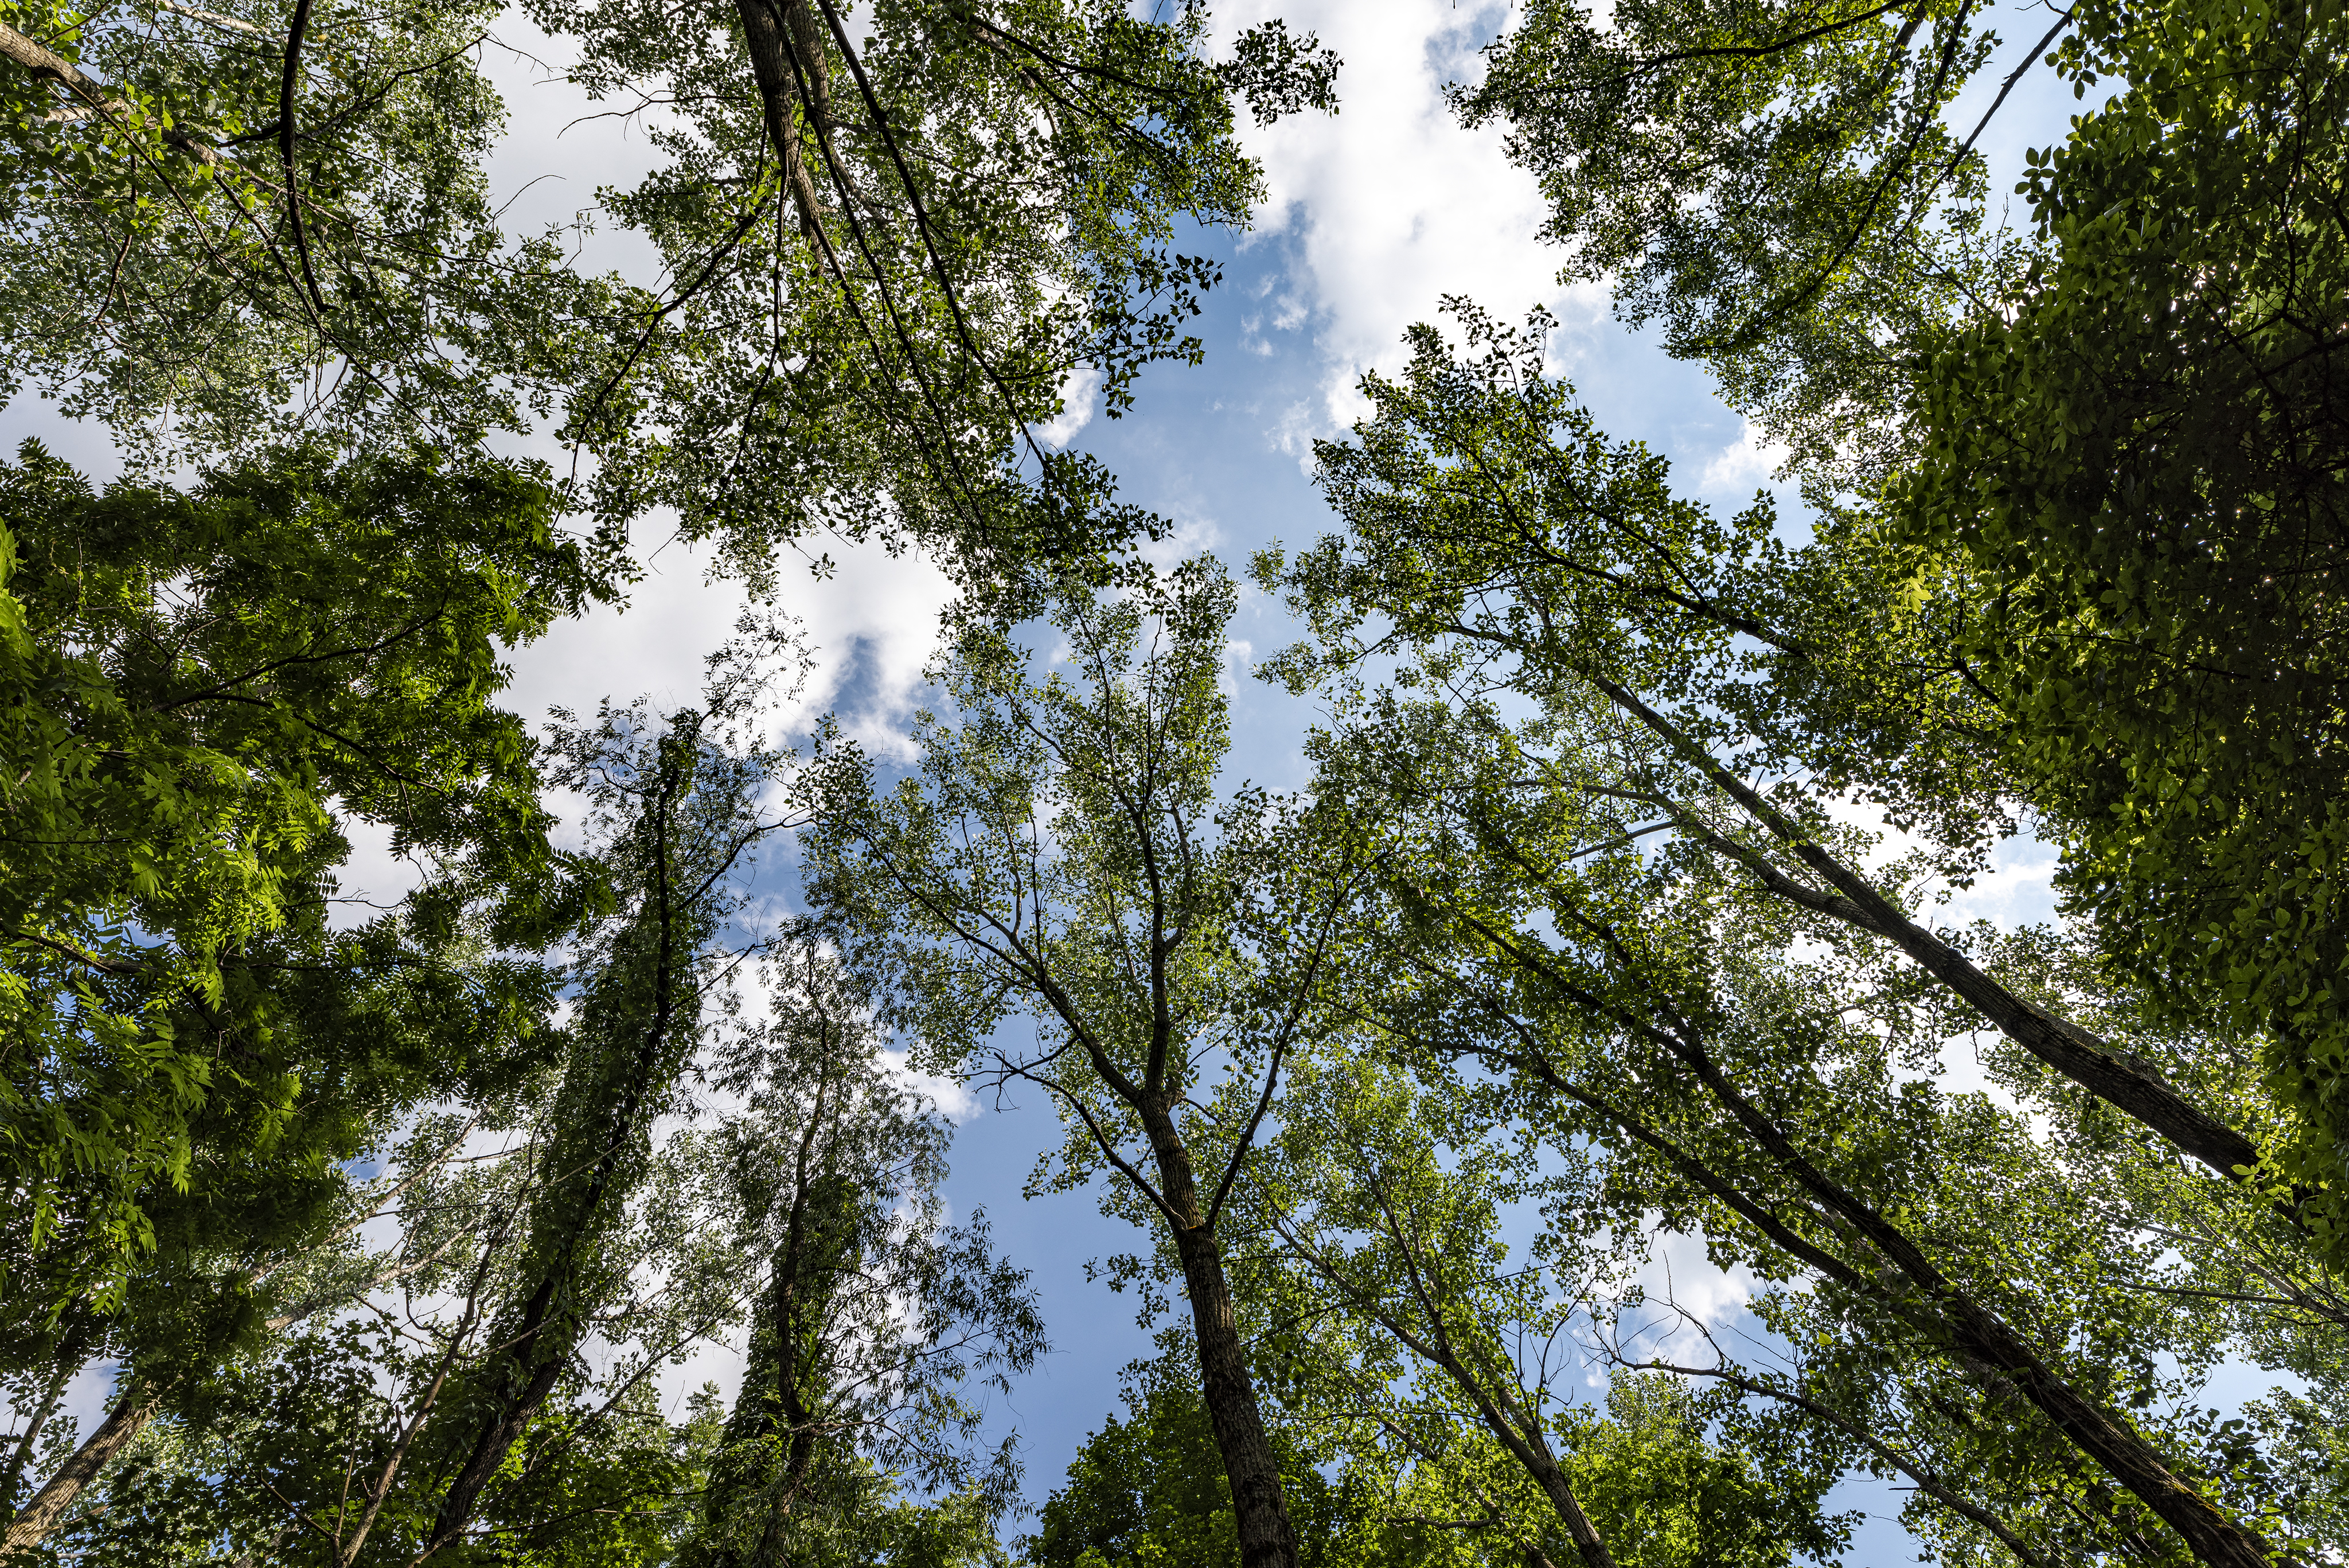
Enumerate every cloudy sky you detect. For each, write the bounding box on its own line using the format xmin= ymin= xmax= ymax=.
xmin=477 ymin=0 xmax=2081 ymax=1544
xmin=5 ymin=0 xmax=2102 ymax=1551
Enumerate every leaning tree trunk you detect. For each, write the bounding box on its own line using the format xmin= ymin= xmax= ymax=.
xmin=419 ymin=734 xmax=701 ymax=1562
xmin=1478 ymin=1402 xmax=1617 ymax=1568
xmin=0 ymin=1317 xmax=91 ymax=1510
xmin=3 ymin=1387 xmax=157 ymax=1551
xmin=1540 ymin=1037 xmax=2282 ymax=1568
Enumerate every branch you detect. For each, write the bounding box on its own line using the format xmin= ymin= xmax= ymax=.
xmin=994 ymin=1051 xmax=1182 ymax=1229
xmin=278 ymin=0 xmax=332 ymax=315
xmin=1632 ymin=1358 xmax=2051 ymax=1568
xmin=1 ymin=21 xmax=225 ymax=165
xmin=1587 ymin=674 xmax=2273 ymax=1190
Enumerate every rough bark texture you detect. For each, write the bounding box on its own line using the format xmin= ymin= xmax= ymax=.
xmin=734 ymin=0 xmax=828 ymax=237
xmin=1144 ymin=1096 xmax=1300 ymax=1568
xmin=3 ymin=1389 xmax=157 ymax=1552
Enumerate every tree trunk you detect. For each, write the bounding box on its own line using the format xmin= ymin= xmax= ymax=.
xmin=1597 ymin=677 xmax=2272 ymax=1187
xmin=1544 ymin=1054 xmax=2281 ymax=1568
xmin=1502 ymin=1427 xmax=1616 ymax=1568
xmin=419 ymin=740 xmax=695 ymax=1562
xmin=1145 ymin=1099 xmax=1300 ymax=1568
xmin=734 ymin=0 xmax=828 ymax=237
xmin=1 ymin=1323 xmax=89 ymax=1509
xmin=3 ymin=1387 xmax=157 ymax=1551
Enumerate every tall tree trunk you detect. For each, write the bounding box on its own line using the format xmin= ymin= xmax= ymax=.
xmin=1144 ymin=1097 xmax=1300 ymax=1568
xmin=419 ymin=738 xmax=695 ymax=1562
xmin=3 ymin=1387 xmax=156 ymax=1551
xmin=1479 ymin=1411 xmax=1614 ymax=1568
xmin=1595 ymin=677 xmax=2273 ymax=1187
xmin=734 ymin=0 xmax=828 ymax=237
xmin=1459 ymin=880 xmax=2284 ymax=1568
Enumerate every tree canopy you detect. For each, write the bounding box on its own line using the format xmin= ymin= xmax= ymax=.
xmin=7 ymin=0 xmax=2349 ymax=1563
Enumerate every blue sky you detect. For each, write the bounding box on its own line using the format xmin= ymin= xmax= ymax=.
xmin=2 ymin=0 xmax=2112 ymax=1555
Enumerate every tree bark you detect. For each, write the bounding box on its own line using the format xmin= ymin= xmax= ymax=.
xmin=1144 ymin=1097 xmax=1300 ymax=1568
xmin=3 ymin=1387 xmax=157 ymax=1552
xmin=0 ymin=21 xmax=223 ymax=163
xmin=733 ymin=0 xmax=828 ymax=238
xmin=0 ymin=1321 xmax=89 ymax=1510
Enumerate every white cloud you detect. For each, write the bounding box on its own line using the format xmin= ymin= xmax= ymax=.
xmin=1641 ymin=1224 xmax=1757 ymax=1330
xmin=1138 ymin=509 xmax=1226 ymax=570
xmin=1222 ymin=0 xmax=1604 ymax=443
xmin=506 ymin=526 xmax=955 ymax=771
xmin=327 ymin=814 xmax=426 ymax=931
xmin=479 ymin=17 xmax=667 ymax=287
xmin=883 ymin=1045 xmax=985 ymax=1124
xmin=1700 ymin=419 xmax=1793 ymax=493
xmin=1034 ymin=365 xmax=1106 ymax=451
xmin=1594 ymin=1220 xmax=1759 ymax=1375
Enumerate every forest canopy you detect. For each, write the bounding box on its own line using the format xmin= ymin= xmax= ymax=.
xmin=2 ymin=0 xmax=2344 ymax=1565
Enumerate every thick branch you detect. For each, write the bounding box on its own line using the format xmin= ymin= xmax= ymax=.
xmin=1 ymin=22 xmax=224 ymax=164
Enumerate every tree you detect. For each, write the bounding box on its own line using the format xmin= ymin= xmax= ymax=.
xmin=1303 ymin=727 xmax=2299 ymax=1565
xmin=1257 ymin=304 xmax=2339 ymax=1565
xmin=0 ymin=436 xmax=600 ymax=1551
xmin=18 ymin=728 xmax=1040 ymax=1567
xmin=1459 ymin=0 xmax=2349 ymax=1242
xmin=0 ymin=0 xmax=579 ymax=469
xmin=1026 ymin=1344 xmax=1383 ymax=1568
xmin=803 ymin=556 xmax=1362 ymax=1568
xmin=404 ymin=699 xmax=762 ymax=1561
xmin=534 ymin=0 xmax=1337 ymax=572
xmin=1236 ymin=1049 xmax=1845 ymax=1568
xmin=1 ymin=0 xmax=1337 ymax=576
xmin=682 ymin=940 xmax=1044 ymax=1568
xmin=1453 ymin=0 xmax=2059 ymax=492
xmin=1898 ymin=0 xmax=2349 ymax=1249
xmin=1266 ymin=302 xmax=2268 ymax=1193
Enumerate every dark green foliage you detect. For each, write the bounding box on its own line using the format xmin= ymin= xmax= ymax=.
xmin=1900 ymin=0 xmax=2349 ymax=1243
xmin=27 ymin=723 xmax=1037 ymax=1565
xmin=46 ymin=1317 xmax=713 ymax=1568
